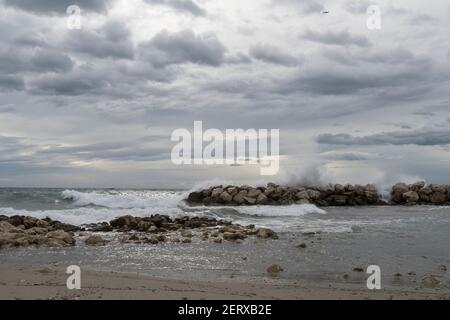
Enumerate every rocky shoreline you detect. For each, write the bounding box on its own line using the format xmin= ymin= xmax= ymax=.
xmin=185 ymin=182 xmax=450 ymax=207
xmin=0 ymin=214 xmax=278 ymax=250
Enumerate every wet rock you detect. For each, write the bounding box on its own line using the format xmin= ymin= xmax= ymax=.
xmin=247 ymin=188 xmax=262 ymax=199
xmin=391 ymin=183 xmax=410 ymax=203
xmin=403 ymin=191 xmax=419 ymax=203
xmin=267 ymin=264 xmax=283 ymax=274
xmin=411 ymin=181 xmax=426 ymax=192
xmin=211 ymin=188 xmax=224 ymax=199
xmin=181 ymin=230 xmax=193 ymax=238
xmin=243 ymin=196 xmax=257 ymax=205
xmin=232 ymin=191 xmax=247 ymax=205
xmin=255 ymin=228 xmax=278 ymax=239
xmin=438 ymin=265 xmax=447 ymax=272
xmin=422 ymin=275 xmax=440 ymax=287
xmin=296 ymin=243 xmax=307 ymax=249
xmin=353 ymin=267 xmax=364 ymax=273
xmin=85 ymin=235 xmax=108 ymax=246
xmin=223 ymin=232 xmax=246 ymax=241
xmin=430 ymin=192 xmax=447 ymax=204
xmin=220 ymin=191 xmax=233 ymax=203
xmin=182 ymin=238 xmax=192 ymax=244
xmin=45 ymin=230 xmax=75 ymax=247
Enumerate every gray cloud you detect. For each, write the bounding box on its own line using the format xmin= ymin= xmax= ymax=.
xmin=30 ymin=49 xmax=74 ymax=72
xmin=2 ymin=0 xmax=115 ymax=14
xmin=144 ymin=0 xmax=207 ymax=16
xmin=249 ymin=44 xmax=300 ymax=66
xmin=320 ymin=150 xmax=381 ymax=161
xmin=272 ymin=0 xmax=324 ymax=14
xmin=302 ymin=29 xmax=371 ymax=47
xmin=318 ymin=129 xmax=450 ymax=146
xmin=139 ymin=29 xmax=226 ymax=68
xmin=64 ymin=21 xmax=134 ymax=60
xmin=0 ymin=48 xmax=74 ymax=74
xmin=29 ymin=71 xmax=111 ymax=96
xmin=0 ymin=75 xmax=25 ymax=91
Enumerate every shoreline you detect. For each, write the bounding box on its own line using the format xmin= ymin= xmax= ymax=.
xmin=1 ymin=266 xmax=449 ymax=300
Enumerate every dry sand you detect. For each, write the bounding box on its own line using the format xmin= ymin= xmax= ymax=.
xmin=0 ymin=266 xmax=449 ymax=300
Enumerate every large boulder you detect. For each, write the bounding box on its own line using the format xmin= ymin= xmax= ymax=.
xmin=403 ymin=191 xmax=419 ymax=204
xmin=233 ymin=191 xmax=247 ymax=205
xmin=419 ymin=187 xmax=433 ymax=202
xmin=306 ymin=189 xmax=321 ymax=201
xmin=256 ymin=193 xmax=269 ymax=205
xmin=256 ymin=228 xmax=278 ymax=239
xmin=391 ymin=183 xmax=410 ymax=203
xmin=430 ymin=192 xmax=447 ymax=205
xmin=187 ymin=192 xmax=203 ymax=203
xmin=410 ymin=181 xmax=426 ymax=192
xmin=247 ymin=188 xmax=262 ymax=199
xmin=334 ymin=184 xmax=346 ymax=194
xmin=85 ymin=235 xmax=108 ymax=246
xmin=46 ymin=230 xmax=75 ymax=246
xmin=219 ymin=191 xmax=233 ymax=203
xmin=211 ymin=188 xmax=224 ymax=199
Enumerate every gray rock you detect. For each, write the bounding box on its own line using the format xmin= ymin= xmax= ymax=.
xmin=85 ymin=235 xmax=108 ymax=246
xmin=403 ymin=191 xmax=419 ymax=203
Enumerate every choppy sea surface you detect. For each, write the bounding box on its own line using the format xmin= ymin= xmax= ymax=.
xmin=1 ymin=188 xmax=449 ymax=292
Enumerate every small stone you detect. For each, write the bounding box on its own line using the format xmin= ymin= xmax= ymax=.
xmin=422 ymin=275 xmax=440 ymax=287
xmin=84 ymin=235 xmax=108 ymax=246
xmin=296 ymin=243 xmax=307 ymax=249
xmin=267 ymin=264 xmax=283 ymax=274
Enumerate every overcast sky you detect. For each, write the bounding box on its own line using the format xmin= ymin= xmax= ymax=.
xmin=0 ymin=0 xmax=449 ymax=188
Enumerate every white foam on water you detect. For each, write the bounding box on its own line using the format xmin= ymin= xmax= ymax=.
xmin=236 ymin=204 xmax=327 ymax=217
xmin=61 ymin=189 xmax=184 ymax=209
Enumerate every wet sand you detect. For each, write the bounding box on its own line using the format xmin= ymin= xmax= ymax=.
xmin=1 ymin=266 xmax=449 ymax=300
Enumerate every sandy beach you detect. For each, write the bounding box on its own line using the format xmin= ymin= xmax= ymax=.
xmin=1 ymin=266 xmax=449 ymax=300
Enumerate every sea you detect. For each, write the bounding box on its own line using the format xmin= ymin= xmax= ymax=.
xmin=1 ymin=188 xmax=449 ymax=292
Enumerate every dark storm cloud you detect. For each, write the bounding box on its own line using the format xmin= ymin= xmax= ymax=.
xmin=320 ymin=150 xmax=381 ymax=161
xmin=272 ymin=0 xmax=324 ymax=14
xmin=249 ymin=44 xmax=300 ymax=66
xmin=302 ymin=29 xmax=371 ymax=47
xmin=64 ymin=21 xmax=134 ymax=60
xmin=275 ymin=54 xmax=439 ymax=96
xmin=12 ymin=33 xmax=49 ymax=48
xmin=318 ymin=129 xmax=450 ymax=146
xmin=139 ymin=29 xmax=226 ymax=68
xmin=2 ymin=0 xmax=115 ymax=15
xmin=0 ymin=49 xmax=74 ymax=74
xmin=144 ymin=0 xmax=207 ymax=16
xmin=30 ymin=49 xmax=74 ymax=72
xmin=0 ymin=75 xmax=25 ymax=91
xmin=29 ymin=72 xmax=111 ymax=96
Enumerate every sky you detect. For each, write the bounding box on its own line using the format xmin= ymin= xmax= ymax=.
xmin=0 ymin=0 xmax=449 ymax=189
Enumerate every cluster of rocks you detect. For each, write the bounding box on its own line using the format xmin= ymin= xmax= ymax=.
xmin=83 ymin=214 xmax=278 ymax=246
xmin=0 ymin=215 xmax=80 ymax=249
xmin=391 ymin=182 xmax=450 ymax=205
xmin=186 ymin=183 xmax=382 ymax=207
xmin=0 ymin=214 xmax=279 ymax=250
xmin=187 ymin=182 xmax=450 ymax=207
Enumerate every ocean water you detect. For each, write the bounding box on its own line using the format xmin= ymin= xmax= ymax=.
xmin=1 ymin=188 xmax=449 ymax=291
